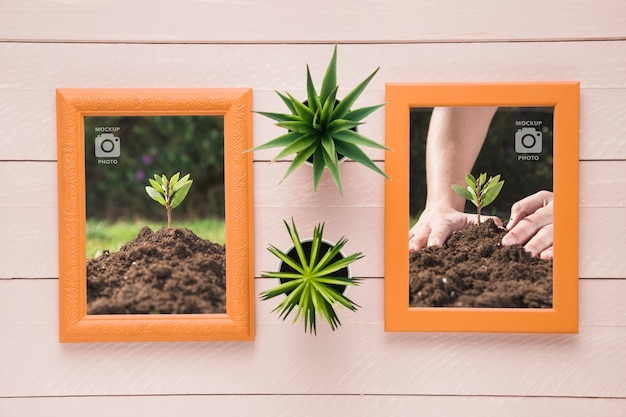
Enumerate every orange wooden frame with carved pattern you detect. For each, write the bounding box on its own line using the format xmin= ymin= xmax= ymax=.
xmin=57 ymin=88 xmax=254 ymax=342
xmin=385 ymin=82 xmax=579 ymax=333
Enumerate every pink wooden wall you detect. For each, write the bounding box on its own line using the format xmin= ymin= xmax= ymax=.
xmin=1 ymin=1 xmax=625 ymax=415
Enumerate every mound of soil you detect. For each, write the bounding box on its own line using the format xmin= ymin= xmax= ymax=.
xmin=87 ymin=227 xmax=226 ymax=314
xmin=409 ymin=219 xmax=552 ymax=308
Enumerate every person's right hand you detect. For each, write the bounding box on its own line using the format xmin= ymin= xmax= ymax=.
xmin=409 ymin=207 xmax=503 ymax=252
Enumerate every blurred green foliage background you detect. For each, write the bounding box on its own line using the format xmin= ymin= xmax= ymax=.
xmin=410 ymin=107 xmax=554 ymax=220
xmin=84 ymin=115 xmax=225 ymax=223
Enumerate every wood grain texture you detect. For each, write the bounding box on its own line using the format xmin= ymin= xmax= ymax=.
xmin=1 ymin=319 xmax=624 ymax=398
xmin=1 ymin=0 xmax=624 ymax=43
xmin=3 ymin=42 xmax=624 ymax=90
xmin=1 ymin=44 xmax=625 ymax=161
xmin=1 ymin=1 xmax=625 ymax=410
xmin=2 ymin=395 xmax=625 ymax=417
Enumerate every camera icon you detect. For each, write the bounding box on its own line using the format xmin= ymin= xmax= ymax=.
xmin=515 ymin=127 xmax=542 ymax=154
xmin=95 ymin=133 xmax=120 ymax=158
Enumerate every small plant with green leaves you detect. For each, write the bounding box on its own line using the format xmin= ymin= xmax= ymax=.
xmin=260 ymin=218 xmax=363 ymax=335
xmin=249 ymin=45 xmax=390 ymax=195
xmin=452 ymin=173 xmax=505 ymax=225
xmin=145 ymin=172 xmax=193 ymax=228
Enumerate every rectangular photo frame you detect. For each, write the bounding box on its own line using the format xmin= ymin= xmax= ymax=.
xmin=57 ymin=88 xmax=254 ymax=342
xmin=385 ymin=82 xmax=579 ymax=333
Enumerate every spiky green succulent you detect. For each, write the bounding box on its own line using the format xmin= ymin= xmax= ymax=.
xmin=260 ymin=218 xmax=363 ymax=335
xmin=250 ymin=45 xmax=390 ymax=195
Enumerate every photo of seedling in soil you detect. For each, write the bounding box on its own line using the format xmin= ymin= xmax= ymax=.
xmin=408 ymin=106 xmax=554 ymax=308
xmin=84 ymin=115 xmax=227 ymax=315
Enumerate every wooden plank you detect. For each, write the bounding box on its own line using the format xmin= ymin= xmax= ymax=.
xmin=0 ymin=207 xmax=58 ymax=279
xmin=0 ymin=0 xmax=624 ymax=43
xmin=579 ymin=207 xmax=626 ymax=278
xmin=2 ymin=277 xmax=625 ymax=328
xmin=0 ymin=320 xmax=624 ymax=398
xmin=580 ymin=161 xmax=626 ymax=208
xmin=580 ymin=88 xmax=626 ymax=160
xmin=1 ymin=395 xmax=625 ymax=417
xmin=1 ymin=43 xmax=624 ymax=91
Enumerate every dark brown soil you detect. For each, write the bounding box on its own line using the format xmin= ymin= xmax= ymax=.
xmin=409 ymin=219 xmax=552 ymax=308
xmin=87 ymin=227 xmax=226 ymax=314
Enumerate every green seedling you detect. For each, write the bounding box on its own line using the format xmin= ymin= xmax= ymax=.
xmin=249 ymin=45 xmax=390 ymax=195
xmin=452 ymin=173 xmax=504 ymax=225
xmin=260 ymin=218 xmax=363 ymax=335
xmin=145 ymin=172 xmax=193 ymax=228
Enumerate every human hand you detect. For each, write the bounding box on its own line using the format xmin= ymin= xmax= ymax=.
xmin=409 ymin=207 xmax=503 ymax=252
xmin=502 ymin=190 xmax=554 ymax=260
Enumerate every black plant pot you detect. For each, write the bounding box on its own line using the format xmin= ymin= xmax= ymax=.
xmin=278 ymin=239 xmax=350 ymax=296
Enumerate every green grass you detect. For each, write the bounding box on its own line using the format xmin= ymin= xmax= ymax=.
xmin=86 ymin=218 xmax=226 ymax=258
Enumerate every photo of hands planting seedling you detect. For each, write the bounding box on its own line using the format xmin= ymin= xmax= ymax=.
xmin=408 ymin=106 xmax=554 ymax=308
xmin=84 ymin=115 xmax=227 ymax=315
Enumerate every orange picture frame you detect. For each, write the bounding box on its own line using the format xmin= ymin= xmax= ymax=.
xmin=384 ymin=82 xmax=579 ymax=333
xmin=57 ymin=88 xmax=254 ymax=342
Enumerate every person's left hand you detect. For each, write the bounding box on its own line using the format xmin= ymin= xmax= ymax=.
xmin=502 ymin=190 xmax=554 ymax=260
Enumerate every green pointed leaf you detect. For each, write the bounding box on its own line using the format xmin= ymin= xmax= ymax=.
xmin=171 ymin=173 xmax=191 ymax=193
xmin=332 ymin=128 xmax=390 ymax=150
xmin=254 ymin=110 xmax=301 ymax=123
xmin=481 ymin=179 xmax=504 ymax=207
xmin=279 ymin=143 xmax=317 ymax=183
xmin=465 ymin=175 xmax=476 ymax=189
xmin=322 ymin=145 xmax=343 ymax=196
xmin=319 ymin=45 xmax=338 ymax=105
xmin=266 ymin=244 xmax=304 ymax=274
xmin=148 ymin=178 xmax=164 ymax=193
xmin=316 ymin=253 xmax=364 ymax=277
xmin=312 ymin=147 xmax=325 ymax=192
xmin=258 ymin=279 xmax=303 ymax=299
xmin=276 ymin=121 xmax=319 ymax=135
xmin=326 ymin=119 xmax=362 ymax=135
xmin=320 ymin=86 xmax=338 ymax=127
xmin=306 ymin=65 xmax=321 ymax=115
xmin=321 ymin=134 xmax=337 ymax=164
xmin=478 ymin=172 xmax=487 ymax=186
xmin=170 ymin=180 xmax=192 ymax=209
xmin=334 ymin=141 xmax=390 ymax=180
xmin=316 ymin=276 xmax=361 ymax=287
xmin=332 ymin=67 xmax=380 ymax=119
xmin=169 ymin=172 xmax=181 ymax=190
xmin=308 ymin=224 xmax=323 ymax=272
xmin=248 ymin=131 xmax=302 ymax=152
xmin=452 ymin=184 xmax=473 ymax=201
xmin=343 ymin=103 xmax=385 ymax=122
xmin=312 ymin=236 xmax=348 ymax=273
xmin=275 ymin=91 xmax=297 ymax=115
xmin=145 ymin=186 xmax=166 ymax=206
xmin=272 ymin=134 xmax=318 ymax=161
xmin=153 ymin=173 xmax=164 ymax=184
xmin=287 ymin=219 xmax=312 ymax=275
xmin=285 ymin=93 xmax=314 ymax=124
